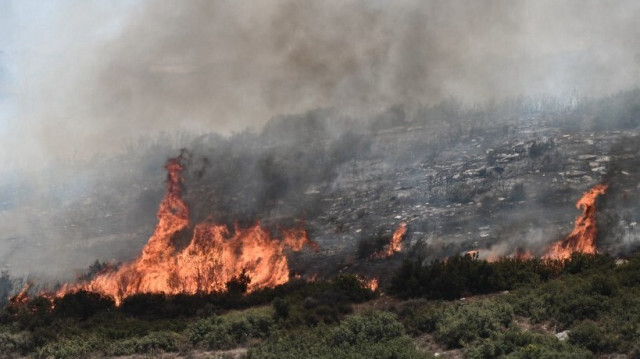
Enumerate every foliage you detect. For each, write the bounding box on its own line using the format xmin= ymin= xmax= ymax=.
xmin=465 ymin=328 xmax=593 ymax=359
xmin=1 ymin=252 xmax=639 ymax=357
xmin=106 ymin=331 xmax=185 ymax=356
xmin=53 ymin=290 xmax=115 ymax=320
xmin=0 ymin=330 xmax=34 ymax=356
xmin=434 ymin=301 xmax=514 ymax=348
xmin=187 ymin=307 xmax=274 ymax=350
xmin=35 ymin=334 xmax=103 ymax=359
xmin=388 ymin=253 xmax=612 ymax=300
xmin=247 ymin=311 xmax=432 ymax=359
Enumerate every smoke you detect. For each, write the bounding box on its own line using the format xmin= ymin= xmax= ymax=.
xmin=2 ymin=0 xmax=640 ymax=165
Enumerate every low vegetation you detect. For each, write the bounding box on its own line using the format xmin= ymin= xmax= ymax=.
xmin=1 ymin=252 xmax=640 ymax=358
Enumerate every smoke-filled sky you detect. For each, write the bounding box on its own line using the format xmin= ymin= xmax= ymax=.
xmin=1 ymin=0 xmax=640 ymax=167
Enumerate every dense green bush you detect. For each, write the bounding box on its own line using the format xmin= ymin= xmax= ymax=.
xmin=434 ymin=301 xmax=514 ymax=348
xmin=187 ymin=307 xmax=274 ymax=350
xmin=247 ymin=311 xmax=431 ymax=359
xmin=466 ymin=329 xmax=593 ymax=359
xmin=272 ymin=297 xmax=290 ymax=320
xmin=106 ymin=331 xmax=185 ymax=356
xmin=389 ymin=253 xmax=612 ymax=300
xmin=0 ymin=330 xmax=34 ymax=356
xmin=396 ymin=299 xmax=448 ymax=335
xmin=568 ymin=321 xmax=619 ymax=353
xmin=35 ymin=335 xmax=103 ymax=359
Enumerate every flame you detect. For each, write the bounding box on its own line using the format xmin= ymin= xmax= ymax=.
xmin=360 ymin=277 xmax=379 ymax=291
xmin=544 ymin=184 xmax=608 ymax=260
xmin=54 ymin=153 xmax=316 ymax=304
xmin=372 ymin=222 xmax=407 ymax=258
xmin=9 ymin=282 xmax=32 ymax=305
xmin=465 ymin=185 xmax=607 ymax=262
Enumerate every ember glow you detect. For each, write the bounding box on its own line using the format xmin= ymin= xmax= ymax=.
xmin=544 ymin=184 xmax=609 ymax=260
xmin=372 ymin=222 xmax=407 ymax=258
xmin=10 ymin=283 xmax=32 ymax=306
xmin=54 ymin=153 xmax=317 ymax=304
xmin=360 ymin=277 xmax=379 ymax=292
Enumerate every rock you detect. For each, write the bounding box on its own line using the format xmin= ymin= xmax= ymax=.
xmin=555 ymin=330 xmax=570 ymax=341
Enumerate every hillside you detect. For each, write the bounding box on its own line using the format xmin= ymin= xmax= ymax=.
xmin=0 ymin=91 xmax=639 ymax=358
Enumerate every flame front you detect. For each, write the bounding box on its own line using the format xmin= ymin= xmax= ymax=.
xmin=544 ymin=184 xmax=608 ymax=260
xmin=56 ymin=153 xmax=316 ymax=304
xmin=372 ymin=222 xmax=407 ymax=258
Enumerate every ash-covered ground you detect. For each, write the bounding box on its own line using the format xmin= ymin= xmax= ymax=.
xmin=1 ymin=92 xmax=640 ymax=283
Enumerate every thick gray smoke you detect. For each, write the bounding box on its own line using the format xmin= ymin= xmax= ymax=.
xmin=2 ymin=0 xmax=640 ymax=165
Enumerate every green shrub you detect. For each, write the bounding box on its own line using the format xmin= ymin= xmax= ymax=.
xmin=569 ymin=321 xmax=619 ymax=353
xmin=36 ymin=335 xmax=103 ymax=359
xmin=248 ymin=311 xmax=432 ymax=359
xmin=107 ymin=331 xmax=185 ymax=356
xmin=187 ymin=307 xmax=275 ymax=350
xmin=435 ymin=301 xmax=514 ymax=348
xmin=466 ymin=329 xmax=594 ymax=359
xmin=397 ymin=300 xmax=448 ymax=335
xmin=330 ymin=311 xmax=405 ymax=346
xmin=272 ymin=297 xmax=290 ymax=320
xmin=0 ymin=331 xmax=34 ymax=356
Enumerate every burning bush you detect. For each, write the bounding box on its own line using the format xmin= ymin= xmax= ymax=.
xmin=52 ymin=152 xmax=317 ymax=304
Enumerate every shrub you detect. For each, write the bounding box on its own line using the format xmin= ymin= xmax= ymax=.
xmin=0 ymin=331 xmax=34 ymax=356
xmin=396 ymin=299 xmax=452 ymax=335
xmin=569 ymin=321 xmax=619 ymax=353
xmin=330 ymin=311 xmax=405 ymax=346
xmin=107 ymin=331 xmax=185 ymax=356
xmin=331 ymin=274 xmax=377 ymax=303
xmin=53 ymin=290 xmax=115 ymax=320
xmin=466 ymin=329 xmax=594 ymax=359
xmin=187 ymin=307 xmax=275 ymax=350
xmin=248 ymin=311 xmax=432 ymax=359
xmin=447 ymin=183 xmax=476 ymax=203
xmin=272 ymin=297 xmax=290 ymax=320
xmin=35 ymin=335 xmax=103 ymax=359
xmin=435 ymin=301 xmax=514 ymax=348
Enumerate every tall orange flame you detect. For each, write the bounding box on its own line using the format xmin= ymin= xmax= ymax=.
xmin=372 ymin=222 xmax=407 ymax=258
xmin=55 ymin=153 xmax=316 ymax=304
xmin=543 ymin=184 xmax=608 ymax=260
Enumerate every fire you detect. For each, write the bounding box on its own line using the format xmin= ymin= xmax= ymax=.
xmin=513 ymin=248 xmax=533 ymax=261
xmin=372 ymin=222 xmax=407 ymax=258
xmin=361 ymin=277 xmax=379 ymax=292
xmin=464 ymin=184 xmax=608 ymax=262
xmin=55 ymin=152 xmax=317 ymax=304
xmin=9 ymin=282 xmax=32 ymax=305
xmin=544 ymin=184 xmax=608 ymax=260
